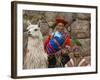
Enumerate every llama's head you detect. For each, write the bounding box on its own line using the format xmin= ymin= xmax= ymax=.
xmin=27 ymin=24 xmax=43 ymax=40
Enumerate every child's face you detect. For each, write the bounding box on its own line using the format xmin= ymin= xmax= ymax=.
xmin=56 ymin=23 xmax=64 ymax=33
xmin=74 ymin=51 xmax=80 ymax=58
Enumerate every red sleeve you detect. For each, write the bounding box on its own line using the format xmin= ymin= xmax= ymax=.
xmin=65 ymin=36 xmax=71 ymax=46
xmin=44 ymin=35 xmax=51 ymax=51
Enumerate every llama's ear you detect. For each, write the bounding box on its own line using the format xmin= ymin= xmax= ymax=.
xmin=27 ymin=20 xmax=32 ymax=30
xmin=27 ymin=20 xmax=31 ymax=26
xmin=27 ymin=25 xmax=30 ymax=30
xmin=38 ymin=23 xmax=40 ymax=27
xmin=37 ymin=22 xmax=40 ymax=27
xmin=37 ymin=19 xmax=41 ymax=27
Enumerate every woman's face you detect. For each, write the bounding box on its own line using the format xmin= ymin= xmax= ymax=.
xmin=56 ymin=23 xmax=64 ymax=33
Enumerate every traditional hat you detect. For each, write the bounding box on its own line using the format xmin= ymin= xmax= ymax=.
xmin=56 ymin=18 xmax=68 ymax=26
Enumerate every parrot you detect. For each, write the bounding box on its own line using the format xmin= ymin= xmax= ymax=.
xmin=71 ymin=36 xmax=82 ymax=47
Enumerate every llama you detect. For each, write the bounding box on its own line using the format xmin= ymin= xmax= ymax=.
xmin=23 ymin=24 xmax=48 ymax=69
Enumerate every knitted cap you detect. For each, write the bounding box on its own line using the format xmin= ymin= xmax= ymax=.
xmin=56 ymin=18 xmax=68 ymax=26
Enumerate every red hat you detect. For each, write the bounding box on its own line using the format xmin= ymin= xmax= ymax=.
xmin=56 ymin=18 xmax=68 ymax=26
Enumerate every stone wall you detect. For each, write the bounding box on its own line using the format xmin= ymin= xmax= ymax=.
xmin=70 ymin=13 xmax=91 ymax=56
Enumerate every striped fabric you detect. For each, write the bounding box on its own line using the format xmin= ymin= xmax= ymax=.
xmin=45 ymin=32 xmax=70 ymax=55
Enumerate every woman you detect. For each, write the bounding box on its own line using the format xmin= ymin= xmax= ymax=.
xmin=44 ymin=18 xmax=71 ymax=67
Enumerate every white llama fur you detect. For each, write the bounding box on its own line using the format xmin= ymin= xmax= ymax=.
xmin=23 ymin=24 xmax=48 ymax=69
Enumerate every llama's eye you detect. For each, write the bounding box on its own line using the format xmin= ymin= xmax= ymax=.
xmin=34 ymin=29 xmax=38 ymax=31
